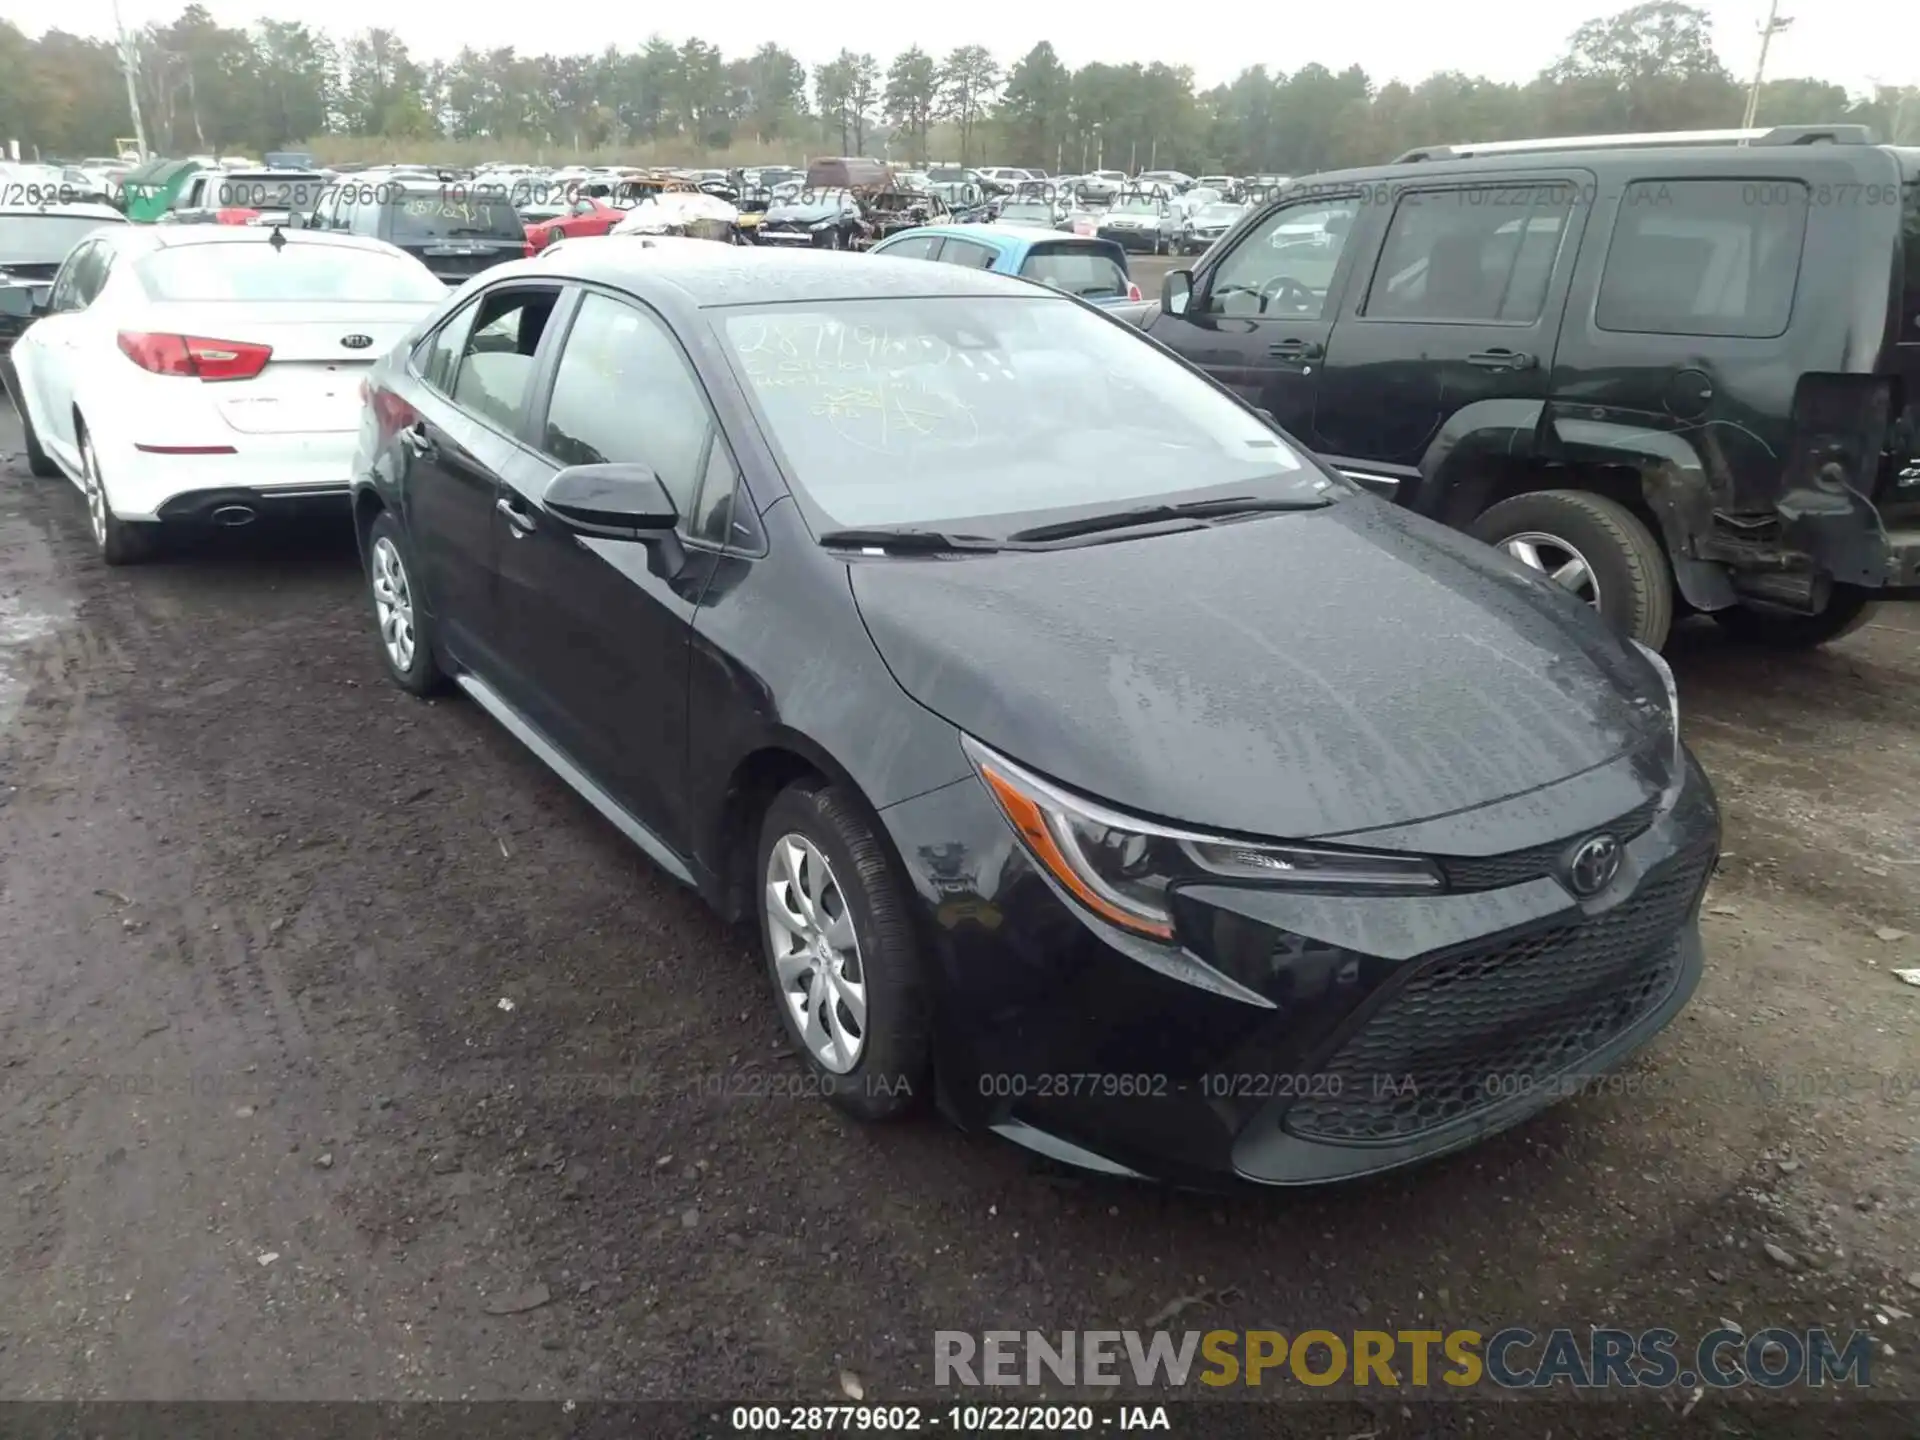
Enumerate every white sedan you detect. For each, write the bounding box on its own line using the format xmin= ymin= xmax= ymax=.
xmin=0 ymin=225 xmax=447 ymax=563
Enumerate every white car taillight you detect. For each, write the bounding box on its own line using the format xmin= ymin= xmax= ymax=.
xmin=117 ymin=331 xmax=273 ymax=382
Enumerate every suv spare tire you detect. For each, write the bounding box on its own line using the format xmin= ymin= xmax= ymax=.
xmin=1470 ymin=489 xmax=1674 ymax=651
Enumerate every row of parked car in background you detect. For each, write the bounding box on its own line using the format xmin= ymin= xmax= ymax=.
xmin=3 ymin=125 xmax=1916 ymax=652
xmin=3 ymin=122 xmax=1918 ymax=1187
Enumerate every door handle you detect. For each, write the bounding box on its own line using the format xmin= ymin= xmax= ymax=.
xmin=1268 ymin=339 xmax=1324 ymax=360
xmin=495 ymin=495 xmax=536 ymax=535
xmin=1467 ymin=349 xmax=1535 ymax=371
xmin=400 ymin=422 xmax=433 ymax=455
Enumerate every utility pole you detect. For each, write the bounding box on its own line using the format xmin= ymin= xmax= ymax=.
xmin=112 ymin=0 xmax=150 ymax=160
xmin=1741 ymin=0 xmax=1793 ymax=131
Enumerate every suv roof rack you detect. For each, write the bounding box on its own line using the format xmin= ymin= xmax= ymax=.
xmin=1393 ymin=124 xmax=1877 ymax=163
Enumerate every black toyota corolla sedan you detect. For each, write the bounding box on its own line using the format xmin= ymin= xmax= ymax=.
xmin=351 ymin=239 xmax=1720 ymax=1188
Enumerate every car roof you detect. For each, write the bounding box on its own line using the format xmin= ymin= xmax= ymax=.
xmin=0 ymin=204 xmax=126 ymax=220
xmin=883 ymin=223 xmax=1111 ymax=251
xmin=102 ymin=226 xmax=415 ymax=261
xmin=506 ymin=237 xmax=1056 ymax=306
xmin=1309 ymin=141 xmax=1920 ymax=186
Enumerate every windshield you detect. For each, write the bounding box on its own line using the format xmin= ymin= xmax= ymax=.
xmin=1198 ymin=205 xmax=1244 ymax=224
xmin=390 ymin=192 xmax=524 ymax=241
xmin=719 ymin=296 xmax=1316 ymax=533
xmin=1114 ymin=197 xmax=1162 ymax=215
xmin=999 ymin=202 xmax=1054 ymax=223
xmin=136 ymin=242 xmax=447 ymax=302
xmin=0 ymin=215 xmax=119 ymax=264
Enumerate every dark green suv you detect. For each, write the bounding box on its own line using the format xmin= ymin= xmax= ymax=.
xmin=1142 ymin=124 xmax=1920 ymax=650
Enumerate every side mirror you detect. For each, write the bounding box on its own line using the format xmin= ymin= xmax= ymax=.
xmin=0 ymin=285 xmax=44 ymax=319
xmin=1162 ymin=269 xmax=1192 ymax=317
xmin=543 ymin=463 xmax=682 ymax=565
xmin=284 ymin=211 xmax=307 ymax=229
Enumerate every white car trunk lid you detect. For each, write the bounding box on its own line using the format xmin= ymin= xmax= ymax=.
xmin=140 ymin=302 xmax=428 ymax=435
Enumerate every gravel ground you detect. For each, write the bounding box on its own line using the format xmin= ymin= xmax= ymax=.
xmin=1 ymin=407 xmax=1917 ymax=1433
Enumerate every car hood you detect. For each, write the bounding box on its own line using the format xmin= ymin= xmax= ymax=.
xmin=849 ymin=498 xmax=1670 ymax=840
xmin=764 ymin=198 xmax=850 ymax=224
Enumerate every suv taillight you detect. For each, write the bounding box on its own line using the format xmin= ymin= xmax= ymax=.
xmin=1127 ymin=281 xmax=1142 ymax=302
xmin=117 ymin=332 xmax=273 ymax=381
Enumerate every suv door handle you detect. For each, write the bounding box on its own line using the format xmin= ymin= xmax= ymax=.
xmin=1268 ymin=339 xmax=1323 ymax=360
xmin=1467 ymin=348 xmax=1535 ymax=371
xmin=495 ymin=495 xmax=536 ymax=536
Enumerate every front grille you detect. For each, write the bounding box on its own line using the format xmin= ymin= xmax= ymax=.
xmin=1439 ymin=796 xmax=1660 ymax=891
xmin=1282 ymin=845 xmax=1712 ymax=1144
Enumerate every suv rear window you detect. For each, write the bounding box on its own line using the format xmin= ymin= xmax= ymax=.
xmin=1597 ymin=179 xmax=1809 ymax=338
xmin=1019 ymin=243 xmax=1129 ymax=299
xmin=390 ymin=191 xmax=524 ymax=242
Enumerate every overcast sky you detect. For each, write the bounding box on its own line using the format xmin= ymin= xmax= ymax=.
xmin=18 ymin=0 xmax=1920 ymax=94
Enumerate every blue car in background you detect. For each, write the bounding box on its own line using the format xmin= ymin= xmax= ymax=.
xmin=867 ymin=223 xmax=1143 ymax=307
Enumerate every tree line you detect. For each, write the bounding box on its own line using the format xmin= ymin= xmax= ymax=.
xmin=2 ymin=1 xmax=1915 ymax=172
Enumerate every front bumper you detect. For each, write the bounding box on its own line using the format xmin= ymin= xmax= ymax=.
xmin=754 ymin=224 xmax=832 ymax=247
xmin=881 ymin=751 xmax=1719 ymax=1187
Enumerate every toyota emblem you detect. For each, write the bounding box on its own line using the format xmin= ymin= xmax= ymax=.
xmin=341 ymin=333 xmax=373 ymax=350
xmin=1565 ymin=833 xmax=1622 ymax=897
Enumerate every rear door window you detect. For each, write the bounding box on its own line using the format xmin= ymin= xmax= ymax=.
xmin=1019 ymin=242 xmax=1130 ymax=299
xmin=449 ymin=286 xmax=562 ymax=435
xmin=1596 ymin=179 xmax=1809 ymax=338
xmin=1365 ymin=185 xmax=1574 ymax=323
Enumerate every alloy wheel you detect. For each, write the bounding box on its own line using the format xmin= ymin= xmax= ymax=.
xmin=765 ymin=832 xmax=867 ymax=1074
xmin=370 ymin=536 xmax=417 ymax=673
xmin=81 ymin=435 xmax=107 ymax=549
xmin=1500 ymin=530 xmax=1602 ymax=609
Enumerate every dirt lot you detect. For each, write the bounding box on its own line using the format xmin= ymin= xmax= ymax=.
xmin=1 ymin=408 xmax=1917 ymax=1429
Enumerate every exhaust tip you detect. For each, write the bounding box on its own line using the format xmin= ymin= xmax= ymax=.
xmin=210 ymin=505 xmax=256 ymax=527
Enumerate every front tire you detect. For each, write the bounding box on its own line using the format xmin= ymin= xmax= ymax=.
xmin=78 ymin=425 xmax=159 ymax=566
xmin=1712 ymin=588 xmax=1877 ymax=649
xmin=366 ymin=511 xmax=449 ymax=696
xmin=1470 ymin=489 xmax=1674 ymax=650
xmin=757 ymin=781 xmax=930 ymax=1122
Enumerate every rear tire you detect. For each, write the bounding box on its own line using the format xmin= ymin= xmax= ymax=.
xmin=757 ymin=781 xmax=930 ymax=1122
xmin=78 ymin=424 xmax=159 ymax=566
xmin=366 ymin=511 xmax=450 ymax=696
xmin=1471 ymin=489 xmax=1674 ymax=650
xmin=1712 ymin=589 xmax=1877 ymax=649
xmin=3 ymin=358 xmax=59 ymax=478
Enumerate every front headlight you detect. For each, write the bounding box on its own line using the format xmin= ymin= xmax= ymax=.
xmin=1630 ymin=639 xmax=1685 ymax=808
xmin=963 ymin=736 xmax=1442 ymax=942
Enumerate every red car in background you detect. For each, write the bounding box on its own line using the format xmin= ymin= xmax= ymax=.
xmin=523 ymin=198 xmax=624 ymax=254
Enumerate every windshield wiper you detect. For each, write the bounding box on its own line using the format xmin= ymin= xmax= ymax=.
xmin=1007 ymin=494 xmax=1331 ymax=545
xmin=818 ymin=527 xmax=1013 ymax=554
